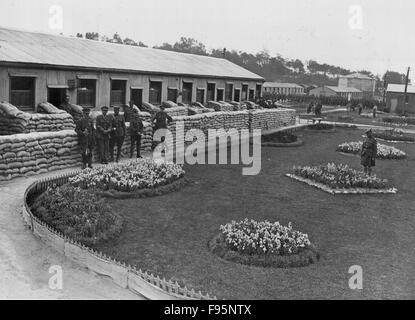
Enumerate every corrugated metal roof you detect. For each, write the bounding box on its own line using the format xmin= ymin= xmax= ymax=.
xmin=340 ymin=73 xmax=374 ymax=80
xmin=263 ymin=82 xmax=303 ymax=88
xmin=326 ymin=86 xmax=362 ymax=93
xmin=387 ymin=84 xmax=415 ymax=94
xmin=0 ymin=27 xmax=264 ymax=81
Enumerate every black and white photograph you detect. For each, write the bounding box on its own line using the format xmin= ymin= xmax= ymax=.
xmin=0 ymin=0 xmax=414 ymax=307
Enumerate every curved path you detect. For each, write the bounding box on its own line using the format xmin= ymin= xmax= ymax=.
xmin=0 ymin=167 xmax=143 ymax=299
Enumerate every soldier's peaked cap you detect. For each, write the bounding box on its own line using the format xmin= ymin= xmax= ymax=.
xmin=113 ymin=106 xmax=120 ymax=109
xmin=82 ymin=107 xmax=90 ymax=112
xmin=101 ymin=106 xmax=109 ymax=110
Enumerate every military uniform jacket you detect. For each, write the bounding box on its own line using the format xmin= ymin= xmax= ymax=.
xmin=112 ymin=114 xmax=126 ymax=137
xmin=96 ymin=114 xmax=114 ymax=139
xmin=361 ymin=137 xmax=377 ymax=158
xmin=152 ymin=111 xmax=172 ymax=130
xmin=75 ymin=116 xmax=95 ymax=147
xmin=129 ymin=114 xmax=144 ymax=136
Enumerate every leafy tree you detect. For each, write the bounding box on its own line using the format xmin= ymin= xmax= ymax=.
xmin=76 ymin=33 xmax=83 ymax=38
xmin=383 ymin=71 xmax=410 ymax=85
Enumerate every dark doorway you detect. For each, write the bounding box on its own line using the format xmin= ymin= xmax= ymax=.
xmin=48 ymin=88 xmax=67 ymax=108
xmin=131 ymin=88 xmax=143 ymax=109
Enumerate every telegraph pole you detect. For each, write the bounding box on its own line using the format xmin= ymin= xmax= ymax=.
xmin=403 ymin=67 xmax=410 ymax=115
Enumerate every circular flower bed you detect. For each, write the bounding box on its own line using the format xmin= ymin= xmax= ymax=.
xmin=336 ymin=141 xmax=406 ymax=159
xmin=31 ymin=185 xmax=123 ymax=246
xmin=261 ymin=131 xmax=304 ymax=147
xmin=69 ymin=158 xmax=185 ymax=194
xmin=209 ymin=219 xmax=319 ymax=268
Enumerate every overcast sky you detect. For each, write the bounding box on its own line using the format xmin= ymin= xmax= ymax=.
xmin=0 ymin=0 xmax=414 ymax=79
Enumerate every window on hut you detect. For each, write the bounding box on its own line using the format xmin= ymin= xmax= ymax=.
xmin=182 ymin=82 xmax=193 ymax=104
xmin=207 ymin=83 xmax=215 ymax=101
xmin=110 ymin=80 xmax=126 ymax=106
xmin=149 ymin=81 xmax=162 ymax=105
xmin=10 ymin=76 xmax=35 ymax=112
xmin=196 ymin=89 xmax=205 ymax=104
xmin=77 ymin=79 xmax=96 ymax=107
xmin=216 ymin=89 xmax=224 ymax=101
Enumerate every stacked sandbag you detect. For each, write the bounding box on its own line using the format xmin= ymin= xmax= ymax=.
xmin=0 ymin=102 xmax=75 ymax=135
xmin=141 ymin=101 xmax=160 ymax=114
xmin=162 ymin=100 xmax=178 ymax=109
xmin=249 ymin=109 xmax=296 ymax=130
xmin=37 ymin=102 xmax=67 ymax=114
xmin=165 ymin=106 xmax=188 ymax=117
xmin=207 ymin=101 xmax=222 ymax=111
xmin=0 ymin=130 xmax=81 ymax=181
xmin=191 ymin=102 xmax=215 ymax=114
xmin=0 ymin=101 xmax=31 ymax=135
xmin=218 ymin=101 xmax=236 ymax=112
xmin=26 ymin=113 xmax=75 ymax=132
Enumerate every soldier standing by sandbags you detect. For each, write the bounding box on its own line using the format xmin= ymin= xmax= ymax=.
xmin=129 ymin=108 xmax=144 ymax=158
xmin=75 ymin=107 xmax=95 ymax=169
xmin=109 ymin=106 xmax=126 ymax=162
xmin=96 ymin=106 xmax=113 ymax=164
xmin=151 ymin=105 xmax=173 ymax=143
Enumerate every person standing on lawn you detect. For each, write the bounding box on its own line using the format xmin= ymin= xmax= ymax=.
xmin=361 ymin=129 xmax=377 ymax=176
xmin=314 ymin=100 xmax=323 ymax=116
xmin=109 ymin=106 xmax=126 ymax=162
xmin=96 ymin=106 xmax=113 ymax=164
xmin=129 ymin=108 xmax=144 ymax=158
xmin=75 ymin=107 xmax=95 ymax=169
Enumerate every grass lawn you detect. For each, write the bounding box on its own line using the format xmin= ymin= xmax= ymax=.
xmin=93 ymin=128 xmax=415 ymax=299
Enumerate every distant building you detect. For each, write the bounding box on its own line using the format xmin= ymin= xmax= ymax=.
xmin=262 ymin=82 xmax=305 ymax=95
xmin=386 ymin=84 xmax=415 ymax=114
xmin=309 ymin=86 xmax=363 ymax=100
xmin=338 ymin=73 xmax=376 ymax=98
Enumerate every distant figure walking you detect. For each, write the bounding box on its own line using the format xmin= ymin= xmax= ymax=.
xmin=314 ymin=101 xmax=322 ymax=116
xmin=372 ymin=105 xmax=378 ymax=118
xmin=307 ymin=101 xmax=314 ymax=114
xmin=358 ymin=103 xmax=363 ymax=115
xmin=361 ymin=129 xmax=377 ymax=176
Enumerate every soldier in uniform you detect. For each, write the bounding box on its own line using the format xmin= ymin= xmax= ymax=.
xmin=361 ymin=129 xmax=377 ymax=176
xmin=151 ymin=105 xmax=172 ymax=137
xmin=109 ymin=106 xmax=126 ymax=162
xmin=75 ymin=107 xmax=95 ymax=169
xmin=129 ymin=108 xmax=144 ymax=158
xmin=95 ymin=106 xmax=113 ymax=164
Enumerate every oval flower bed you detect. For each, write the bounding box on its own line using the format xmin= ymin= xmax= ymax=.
xmin=336 ymin=141 xmax=406 ymax=159
xmin=69 ymin=159 xmax=187 ymax=198
xmin=209 ymin=219 xmax=319 ymax=268
xmin=287 ymin=163 xmax=396 ymax=194
xmin=261 ymin=131 xmax=304 ymax=147
xmin=31 ymin=185 xmax=123 ymax=246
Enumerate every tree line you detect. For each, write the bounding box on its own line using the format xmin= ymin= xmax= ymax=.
xmin=75 ymin=32 xmax=410 ymax=90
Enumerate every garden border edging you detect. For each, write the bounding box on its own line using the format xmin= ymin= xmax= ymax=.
xmin=22 ymin=172 xmax=216 ymax=300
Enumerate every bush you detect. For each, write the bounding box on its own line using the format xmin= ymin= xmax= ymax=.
xmin=293 ymin=163 xmax=390 ymax=189
xmin=308 ymin=123 xmax=334 ymax=130
xmin=262 ymin=131 xmax=298 ymax=143
xmin=31 ymin=185 xmax=123 ymax=246
xmin=69 ymin=158 xmax=185 ymax=192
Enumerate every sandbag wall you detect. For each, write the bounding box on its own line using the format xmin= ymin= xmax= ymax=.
xmin=0 ymin=131 xmax=81 ymax=181
xmin=249 ymin=109 xmax=296 ymax=130
xmin=0 ymin=102 xmax=75 ymax=135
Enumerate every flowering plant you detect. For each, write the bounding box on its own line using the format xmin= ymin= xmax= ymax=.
xmin=293 ymin=163 xmax=390 ymax=189
xmin=69 ymin=159 xmax=185 ymax=192
xmin=336 ymin=141 xmax=406 ymax=159
xmin=219 ymin=219 xmax=311 ymax=256
xmin=372 ymin=129 xmax=414 ymax=142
